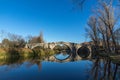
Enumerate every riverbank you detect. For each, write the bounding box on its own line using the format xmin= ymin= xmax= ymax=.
xmin=0 ymin=48 xmax=120 ymax=65
xmin=0 ymin=48 xmax=56 ymax=60
xmin=109 ymin=55 xmax=120 ymax=65
xmin=98 ymin=52 xmax=120 ymax=65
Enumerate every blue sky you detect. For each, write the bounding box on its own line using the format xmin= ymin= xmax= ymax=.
xmin=0 ymin=0 xmax=96 ymax=43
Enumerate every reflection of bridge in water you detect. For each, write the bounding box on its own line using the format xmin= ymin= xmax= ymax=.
xmin=25 ymin=41 xmax=92 ymax=61
xmin=42 ymin=53 xmax=89 ymax=63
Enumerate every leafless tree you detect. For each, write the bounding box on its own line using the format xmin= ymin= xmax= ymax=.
xmin=86 ymin=16 xmax=99 ymax=47
xmin=25 ymin=35 xmax=33 ymax=43
xmin=37 ymin=31 xmax=44 ymax=43
xmin=114 ymin=28 xmax=120 ymax=45
xmin=28 ymin=31 xmax=44 ymax=43
xmin=72 ymin=0 xmax=120 ymax=9
xmin=96 ymin=1 xmax=120 ymax=53
xmin=86 ymin=0 xmax=120 ymax=54
xmin=6 ymin=33 xmax=26 ymax=48
xmin=97 ymin=18 xmax=108 ymax=52
xmin=72 ymin=0 xmax=86 ymax=10
xmin=0 ymin=30 xmax=5 ymax=43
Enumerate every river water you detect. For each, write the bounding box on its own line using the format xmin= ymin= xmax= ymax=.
xmin=0 ymin=53 xmax=119 ymax=80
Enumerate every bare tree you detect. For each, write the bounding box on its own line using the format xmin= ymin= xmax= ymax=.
xmin=2 ymin=38 xmax=10 ymax=48
xmin=97 ymin=19 xmax=108 ymax=51
xmin=6 ymin=33 xmax=26 ymax=48
xmin=72 ymin=0 xmax=119 ymax=10
xmin=86 ymin=16 xmax=99 ymax=47
xmin=37 ymin=31 xmax=44 ymax=43
xmin=86 ymin=0 xmax=120 ymax=54
xmin=25 ymin=35 xmax=33 ymax=43
xmin=72 ymin=0 xmax=86 ymax=10
xmin=114 ymin=28 xmax=120 ymax=45
xmin=28 ymin=31 xmax=44 ymax=44
xmin=96 ymin=1 xmax=120 ymax=53
xmin=0 ymin=30 xmax=5 ymax=43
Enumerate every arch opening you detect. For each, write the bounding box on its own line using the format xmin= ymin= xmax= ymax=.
xmin=53 ymin=43 xmax=71 ymax=60
xmin=53 ymin=43 xmax=71 ymax=53
xmin=77 ymin=46 xmax=90 ymax=58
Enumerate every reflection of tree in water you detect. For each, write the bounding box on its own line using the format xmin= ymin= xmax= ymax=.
xmin=0 ymin=54 xmax=119 ymax=79
xmin=58 ymin=51 xmax=69 ymax=55
xmin=25 ymin=60 xmax=42 ymax=71
xmin=88 ymin=57 xmax=120 ymax=80
xmin=35 ymin=60 xmax=42 ymax=71
xmin=117 ymin=68 xmax=120 ymax=79
xmin=0 ymin=57 xmax=42 ymax=72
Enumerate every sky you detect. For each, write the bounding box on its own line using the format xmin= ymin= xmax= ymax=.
xmin=0 ymin=0 xmax=96 ymax=43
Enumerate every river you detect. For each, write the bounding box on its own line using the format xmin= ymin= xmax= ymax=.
xmin=0 ymin=53 xmax=119 ymax=80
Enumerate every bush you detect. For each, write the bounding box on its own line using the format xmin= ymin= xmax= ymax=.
xmin=33 ymin=48 xmax=56 ymax=57
xmin=7 ymin=48 xmax=19 ymax=57
xmin=19 ymin=48 xmax=34 ymax=58
xmin=32 ymin=48 xmax=46 ymax=57
xmin=0 ymin=48 xmax=20 ymax=60
xmin=39 ymin=49 xmax=45 ymax=56
xmin=0 ymin=48 xmax=7 ymax=59
xmin=49 ymin=50 xmax=55 ymax=55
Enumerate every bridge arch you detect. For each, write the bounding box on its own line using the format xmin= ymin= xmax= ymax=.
xmin=77 ymin=46 xmax=90 ymax=58
xmin=50 ymin=42 xmax=72 ymax=52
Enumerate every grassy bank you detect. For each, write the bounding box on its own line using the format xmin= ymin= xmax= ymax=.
xmin=109 ymin=55 xmax=120 ymax=65
xmin=97 ymin=52 xmax=120 ymax=65
xmin=0 ymin=48 xmax=56 ymax=60
xmin=0 ymin=48 xmax=8 ymax=59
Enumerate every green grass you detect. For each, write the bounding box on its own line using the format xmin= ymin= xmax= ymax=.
xmin=18 ymin=48 xmax=34 ymax=58
xmin=0 ymin=48 xmax=57 ymax=60
xmin=0 ymin=48 xmax=8 ymax=59
xmin=109 ymin=55 xmax=120 ymax=65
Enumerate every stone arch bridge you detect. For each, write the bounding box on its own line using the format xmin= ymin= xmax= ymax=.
xmin=25 ymin=42 xmax=92 ymax=58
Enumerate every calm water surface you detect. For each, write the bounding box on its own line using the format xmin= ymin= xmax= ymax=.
xmin=0 ymin=53 xmax=119 ymax=80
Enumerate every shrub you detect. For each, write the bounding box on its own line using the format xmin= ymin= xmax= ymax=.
xmin=49 ymin=50 xmax=55 ymax=55
xmin=39 ymin=49 xmax=45 ymax=56
xmin=19 ymin=48 xmax=34 ymax=57
xmin=0 ymin=48 xmax=7 ymax=59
